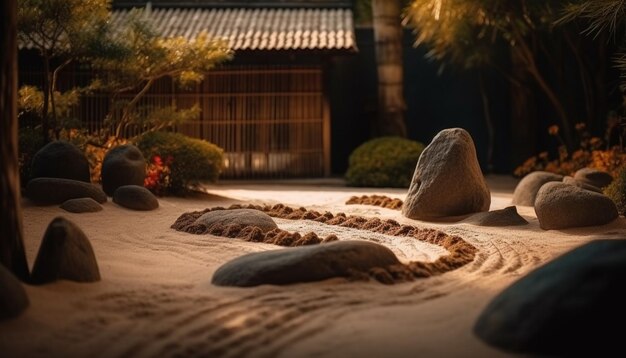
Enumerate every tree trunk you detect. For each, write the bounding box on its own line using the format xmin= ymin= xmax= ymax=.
xmin=479 ymin=72 xmax=494 ymax=173
xmin=510 ymin=47 xmax=538 ymax=168
xmin=372 ymin=0 xmax=407 ymax=137
xmin=0 ymin=0 xmax=30 ymax=281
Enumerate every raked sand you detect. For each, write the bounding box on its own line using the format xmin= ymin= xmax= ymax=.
xmin=2 ymin=177 xmax=626 ymax=357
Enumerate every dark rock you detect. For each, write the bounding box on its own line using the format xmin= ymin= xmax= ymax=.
xmin=31 ymin=141 xmax=91 ymax=183
xmin=26 ymin=177 xmax=107 ymax=205
xmin=475 ymin=239 xmax=626 ymax=356
xmin=0 ymin=264 xmax=29 ymax=321
xmin=562 ymin=176 xmax=602 ymax=193
xmin=113 ymin=185 xmax=159 ymax=211
xmin=512 ymin=171 xmax=563 ymax=206
xmin=535 ymin=182 xmax=618 ymax=230
xmin=60 ymin=198 xmax=103 ymax=213
xmin=212 ymin=240 xmax=400 ymax=287
xmin=31 ymin=217 xmax=101 ymax=284
xmin=465 ymin=206 xmax=528 ymax=227
xmin=101 ymin=145 xmax=146 ymax=196
xmin=194 ymin=208 xmax=277 ymax=233
xmin=574 ymin=168 xmax=613 ymax=189
xmin=402 ymin=128 xmax=490 ymax=220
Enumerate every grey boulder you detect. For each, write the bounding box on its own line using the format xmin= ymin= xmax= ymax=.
xmin=402 ymin=128 xmax=490 ymax=220
xmin=465 ymin=206 xmax=528 ymax=227
xmin=574 ymin=168 xmax=613 ymax=189
xmin=102 ymin=145 xmax=146 ymax=196
xmin=562 ymin=176 xmax=602 ymax=193
xmin=113 ymin=185 xmax=159 ymax=211
xmin=212 ymin=240 xmax=400 ymax=287
xmin=26 ymin=177 xmax=107 ymax=205
xmin=60 ymin=198 xmax=103 ymax=213
xmin=475 ymin=239 xmax=626 ymax=356
xmin=31 ymin=217 xmax=101 ymax=284
xmin=535 ymin=182 xmax=618 ymax=230
xmin=512 ymin=171 xmax=563 ymax=206
xmin=31 ymin=141 xmax=91 ymax=183
xmin=194 ymin=208 xmax=278 ymax=233
xmin=0 ymin=264 xmax=29 ymax=321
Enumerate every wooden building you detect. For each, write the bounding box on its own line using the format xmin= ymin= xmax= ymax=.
xmin=20 ymin=0 xmax=357 ymax=179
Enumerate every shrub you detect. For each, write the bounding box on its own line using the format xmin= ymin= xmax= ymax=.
xmin=604 ymin=166 xmax=626 ymax=216
xmin=135 ymin=131 xmax=224 ymax=194
xmin=345 ymin=137 xmax=424 ymax=188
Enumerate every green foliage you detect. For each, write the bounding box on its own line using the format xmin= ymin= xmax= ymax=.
xmin=18 ymin=127 xmax=45 ymax=187
xmin=604 ymin=165 xmax=626 ymax=216
xmin=345 ymin=137 xmax=424 ymax=188
xmin=135 ymin=132 xmax=224 ymax=194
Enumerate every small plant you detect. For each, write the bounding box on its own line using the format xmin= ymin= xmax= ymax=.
xmin=345 ymin=137 xmax=424 ymax=188
xmin=135 ymin=131 xmax=224 ymax=194
xmin=514 ymin=123 xmax=626 ymax=178
xmin=605 ymin=166 xmax=626 ymax=216
xmin=144 ymin=155 xmax=173 ymax=196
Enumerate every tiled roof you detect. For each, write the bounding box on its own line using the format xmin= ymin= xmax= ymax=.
xmin=110 ymin=7 xmax=356 ymax=51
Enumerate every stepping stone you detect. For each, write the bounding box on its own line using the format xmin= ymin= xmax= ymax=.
xmin=194 ymin=209 xmax=277 ymax=233
xmin=26 ymin=177 xmax=107 ymax=205
xmin=113 ymin=185 xmax=159 ymax=211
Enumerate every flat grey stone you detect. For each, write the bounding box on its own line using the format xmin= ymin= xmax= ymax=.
xmin=26 ymin=177 xmax=107 ymax=205
xmin=31 ymin=217 xmax=101 ymax=284
xmin=402 ymin=128 xmax=490 ymax=220
xmin=60 ymin=198 xmax=103 ymax=213
xmin=113 ymin=185 xmax=159 ymax=211
xmin=475 ymin=239 xmax=626 ymax=356
xmin=194 ymin=208 xmax=277 ymax=233
xmin=535 ymin=182 xmax=618 ymax=230
xmin=212 ymin=240 xmax=400 ymax=287
xmin=102 ymin=145 xmax=146 ymax=196
xmin=465 ymin=206 xmax=528 ymax=227
xmin=0 ymin=264 xmax=29 ymax=321
xmin=512 ymin=171 xmax=563 ymax=206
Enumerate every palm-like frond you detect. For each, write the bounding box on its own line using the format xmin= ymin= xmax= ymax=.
xmin=558 ymin=0 xmax=626 ymax=38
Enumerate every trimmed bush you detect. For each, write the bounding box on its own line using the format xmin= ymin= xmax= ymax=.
xmin=18 ymin=127 xmax=44 ymax=188
xmin=604 ymin=166 xmax=626 ymax=216
xmin=135 ymin=131 xmax=224 ymax=194
xmin=345 ymin=137 xmax=424 ymax=188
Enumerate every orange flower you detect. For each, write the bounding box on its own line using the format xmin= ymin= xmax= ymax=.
xmin=575 ymin=122 xmax=586 ymax=131
xmin=548 ymin=125 xmax=559 ymax=136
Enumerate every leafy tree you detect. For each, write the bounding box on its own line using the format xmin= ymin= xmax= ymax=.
xmin=1 ymin=0 xmax=29 ymax=281
xmin=17 ymin=0 xmax=110 ymax=143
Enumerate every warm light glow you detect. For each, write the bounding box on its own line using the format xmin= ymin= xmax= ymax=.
xmin=434 ymin=0 xmax=443 ymax=20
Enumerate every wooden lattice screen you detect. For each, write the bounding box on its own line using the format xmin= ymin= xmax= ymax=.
xmin=22 ymin=65 xmax=330 ymax=179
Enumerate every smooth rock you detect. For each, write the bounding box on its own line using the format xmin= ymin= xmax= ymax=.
xmin=31 ymin=141 xmax=91 ymax=182
xmin=113 ymin=185 xmax=159 ymax=211
xmin=562 ymin=176 xmax=602 ymax=193
xmin=26 ymin=177 xmax=107 ymax=205
xmin=194 ymin=209 xmax=277 ymax=233
xmin=465 ymin=206 xmax=528 ymax=227
xmin=402 ymin=128 xmax=490 ymax=219
xmin=475 ymin=239 xmax=626 ymax=356
xmin=574 ymin=168 xmax=613 ymax=189
xmin=102 ymin=145 xmax=146 ymax=196
xmin=60 ymin=198 xmax=103 ymax=213
xmin=535 ymin=182 xmax=618 ymax=230
xmin=0 ymin=264 xmax=29 ymax=321
xmin=512 ymin=171 xmax=563 ymax=206
xmin=212 ymin=240 xmax=400 ymax=287
xmin=31 ymin=217 xmax=101 ymax=284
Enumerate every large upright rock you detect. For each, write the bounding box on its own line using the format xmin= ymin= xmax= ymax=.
xmin=0 ymin=264 xmax=29 ymax=320
xmin=512 ymin=171 xmax=563 ymax=206
xmin=101 ymin=145 xmax=146 ymax=196
xmin=535 ymin=182 xmax=618 ymax=230
xmin=30 ymin=217 xmax=101 ymax=284
xmin=31 ymin=141 xmax=91 ymax=183
xmin=402 ymin=128 xmax=490 ymax=220
xmin=475 ymin=239 xmax=626 ymax=356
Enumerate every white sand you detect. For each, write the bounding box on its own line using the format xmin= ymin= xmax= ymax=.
xmin=2 ymin=177 xmax=625 ymax=357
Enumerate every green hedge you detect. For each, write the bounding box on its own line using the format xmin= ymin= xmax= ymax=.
xmin=345 ymin=136 xmax=424 ymax=188
xmin=135 ymin=131 xmax=224 ymax=194
xmin=605 ymin=167 xmax=626 ymax=216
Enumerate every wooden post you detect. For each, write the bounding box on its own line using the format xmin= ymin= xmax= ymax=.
xmin=0 ymin=0 xmax=30 ymax=281
xmin=322 ymin=64 xmax=331 ymax=177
